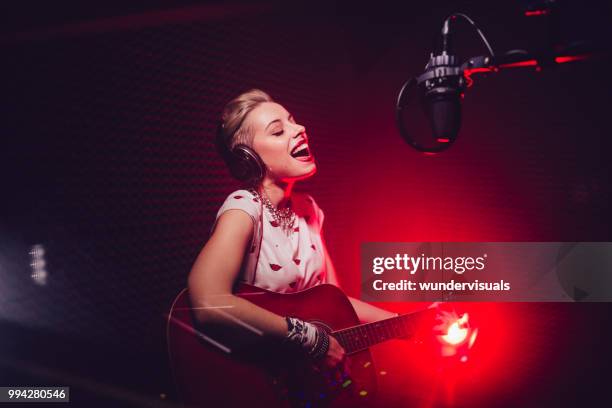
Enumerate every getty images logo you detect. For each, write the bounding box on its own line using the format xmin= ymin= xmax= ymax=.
xmin=371 ymin=253 xmax=488 ymax=275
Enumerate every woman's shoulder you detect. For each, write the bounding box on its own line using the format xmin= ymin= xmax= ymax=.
xmin=224 ymin=188 xmax=258 ymax=201
xmin=217 ymin=188 xmax=261 ymax=219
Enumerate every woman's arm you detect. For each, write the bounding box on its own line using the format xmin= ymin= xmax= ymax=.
xmin=188 ymin=210 xmax=345 ymax=369
xmin=187 ymin=209 xmax=288 ymax=339
xmin=321 ymin=234 xmax=397 ymax=323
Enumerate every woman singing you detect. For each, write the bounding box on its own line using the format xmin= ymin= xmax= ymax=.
xmin=187 ymin=89 xmax=397 ymax=373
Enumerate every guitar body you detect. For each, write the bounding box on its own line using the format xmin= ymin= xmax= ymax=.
xmin=167 ymin=283 xmax=378 ymax=407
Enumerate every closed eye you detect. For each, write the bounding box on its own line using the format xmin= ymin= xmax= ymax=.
xmin=273 ymin=130 xmax=284 ymax=136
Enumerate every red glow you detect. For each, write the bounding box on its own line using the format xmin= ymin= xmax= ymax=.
xmin=463 ymin=68 xmax=493 ymax=87
xmin=465 ymin=75 xmax=474 ymax=88
xmin=463 ymin=67 xmax=493 ymax=76
xmin=365 ymin=303 xmax=516 ymax=407
xmin=337 ymin=58 xmax=563 ymax=406
xmin=555 ymin=54 xmax=590 ymax=64
xmin=437 ymin=138 xmax=450 ymax=143
xmin=499 ymin=59 xmax=538 ymax=68
xmin=524 ymin=9 xmax=549 ymax=16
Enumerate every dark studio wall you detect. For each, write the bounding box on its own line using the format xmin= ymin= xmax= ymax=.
xmin=1 ymin=1 xmax=611 ymax=406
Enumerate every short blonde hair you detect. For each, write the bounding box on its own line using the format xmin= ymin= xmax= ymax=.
xmin=220 ymin=89 xmax=273 ymax=149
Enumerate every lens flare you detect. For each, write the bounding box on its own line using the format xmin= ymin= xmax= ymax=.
xmin=468 ymin=328 xmax=479 ymax=349
xmin=440 ymin=313 xmax=469 ymax=345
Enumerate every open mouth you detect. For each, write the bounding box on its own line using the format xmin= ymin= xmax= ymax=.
xmin=290 ymin=142 xmax=313 ymax=161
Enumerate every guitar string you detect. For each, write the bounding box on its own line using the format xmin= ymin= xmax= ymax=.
xmin=334 ymin=313 xmax=421 ymax=353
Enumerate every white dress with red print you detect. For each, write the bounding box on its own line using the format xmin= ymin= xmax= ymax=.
xmin=211 ymin=189 xmax=327 ymax=293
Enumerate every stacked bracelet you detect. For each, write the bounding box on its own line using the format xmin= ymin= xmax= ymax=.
xmin=285 ymin=316 xmax=330 ymax=360
xmin=309 ymin=327 xmax=330 ymax=360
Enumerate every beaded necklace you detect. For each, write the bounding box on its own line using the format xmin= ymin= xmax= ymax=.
xmin=249 ymin=188 xmax=296 ymax=235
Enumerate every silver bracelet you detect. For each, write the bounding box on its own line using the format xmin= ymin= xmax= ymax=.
xmin=285 ymin=316 xmax=328 ymax=359
xmin=309 ymin=327 xmax=330 ymax=360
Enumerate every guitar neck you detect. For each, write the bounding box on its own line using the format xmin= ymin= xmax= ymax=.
xmin=332 ymin=308 xmax=435 ymax=354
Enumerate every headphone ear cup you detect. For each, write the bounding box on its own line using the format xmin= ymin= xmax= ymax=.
xmin=230 ymin=144 xmax=265 ymax=184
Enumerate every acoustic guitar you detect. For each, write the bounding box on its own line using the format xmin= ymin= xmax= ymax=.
xmin=167 ymin=283 xmax=437 ymax=408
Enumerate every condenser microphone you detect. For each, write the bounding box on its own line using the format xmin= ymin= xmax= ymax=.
xmin=396 ymin=13 xmax=494 ymax=153
xmin=417 ymin=52 xmax=466 ymax=146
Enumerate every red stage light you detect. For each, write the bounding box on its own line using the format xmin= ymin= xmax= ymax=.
xmin=439 ymin=313 xmax=469 ymax=346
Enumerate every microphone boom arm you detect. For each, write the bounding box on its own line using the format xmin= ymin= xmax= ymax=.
xmin=462 ymin=50 xmax=597 ymax=82
xmin=397 ymin=10 xmax=606 ymax=153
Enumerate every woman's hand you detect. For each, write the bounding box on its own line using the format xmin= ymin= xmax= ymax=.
xmin=321 ymin=335 xmax=345 ymax=370
xmin=285 ymin=318 xmax=350 ymax=383
xmin=313 ymin=335 xmax=351 ymax=387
